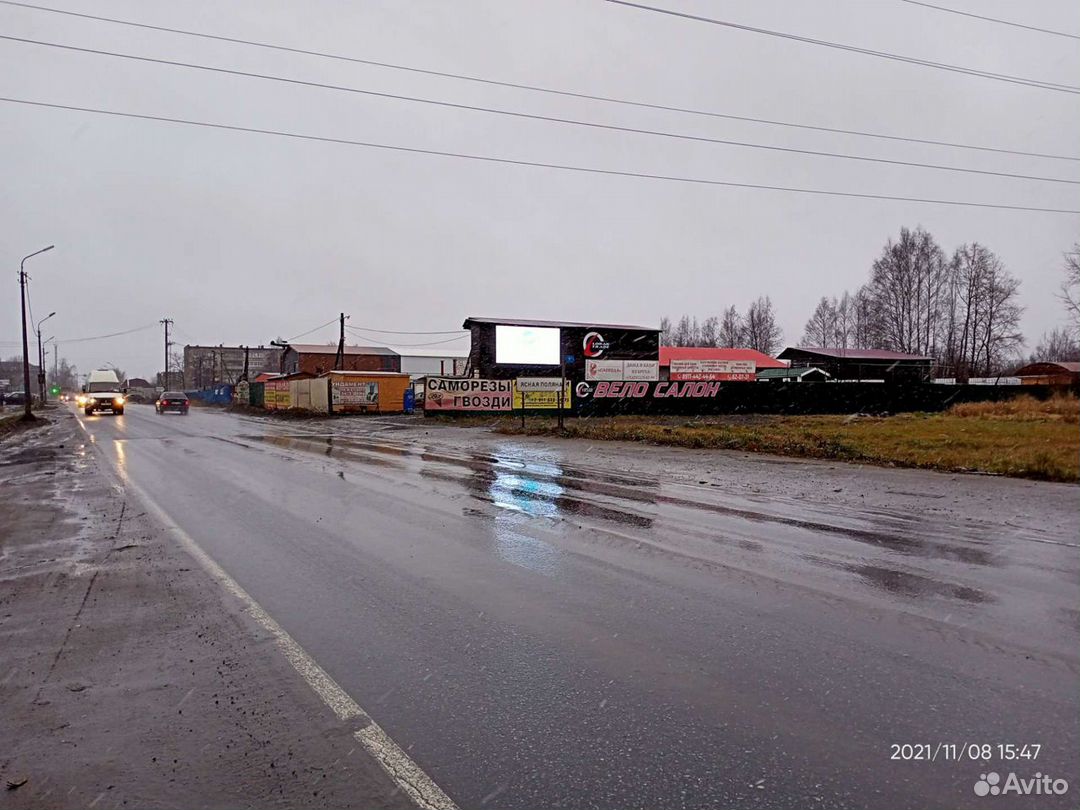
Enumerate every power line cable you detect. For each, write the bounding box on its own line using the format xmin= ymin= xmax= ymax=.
xmin=899 ymin=0 xmax=1080 ymax=41
xmin=285 ymin=317 xmax=339 ymax=342
xmin=3 ymin=34 xmax=1075 ymax=186
xmin=1 ymin=0 xmax=1074 ymax=162
xmin=346 ymin=325 xmax=466 ymax=335
xmin=346 ymin=330 xmax=469 ymax=348
xmin=3 ymin=95 xmax=1078 ymax=215
xmin=605 ymin=0 xmax=1080 ymax=94
xmin=55 ymin=323 xmax=159 ymax=343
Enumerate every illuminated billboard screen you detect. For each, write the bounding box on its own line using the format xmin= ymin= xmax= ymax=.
xmin=495 ymin=325 xmax=560 ymax=365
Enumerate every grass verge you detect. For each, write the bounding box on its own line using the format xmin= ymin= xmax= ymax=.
xmin=495 ymin=395 xmax=1079 ymax=483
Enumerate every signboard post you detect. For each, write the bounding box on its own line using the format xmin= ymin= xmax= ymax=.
xmin=559 ymin=356 xmax=566 ymax=430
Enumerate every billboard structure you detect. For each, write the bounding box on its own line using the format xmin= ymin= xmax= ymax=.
xmin=494 ymin=325 xmax=560 ymax=366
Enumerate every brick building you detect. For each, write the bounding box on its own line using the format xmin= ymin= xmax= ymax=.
xmin=279 ymin=344 xmax=400 ymax=376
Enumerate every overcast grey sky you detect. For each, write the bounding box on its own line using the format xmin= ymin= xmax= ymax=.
xmin=3 ymin=0 xmax=1078 ymax=379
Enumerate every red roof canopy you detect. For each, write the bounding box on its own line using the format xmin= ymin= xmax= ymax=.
xmin=659 ymin=347 xmax=786 ymax=368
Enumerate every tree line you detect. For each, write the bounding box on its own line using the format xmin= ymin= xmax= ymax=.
xmin=799 ymin=229 xmax=1078 ymax=375
xmin=660 ymin=233 xmax=1079 ymax=376
xmin=660 ymin=296 xmax=783 ymax=355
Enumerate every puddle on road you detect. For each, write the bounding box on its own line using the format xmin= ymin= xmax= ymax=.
xmin=239 ymin=431 xmax=1006 ymax=604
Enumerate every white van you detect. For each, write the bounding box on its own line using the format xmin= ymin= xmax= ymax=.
xmin=79 ymin=369 xmax=126 ymax=415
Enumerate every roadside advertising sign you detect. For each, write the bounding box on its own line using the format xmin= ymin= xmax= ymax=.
xmin=332 ymin=381 xmax=378 ymax=406
xmin=264 ymin=379 xmax=291 ymax=409
xmin=622 ymin=360 xmax=659 ymax=381
xmin=585 ymin=359 xmax=624 ymax=381
xmin=668 ymin=359 xmax=756 ymax=382
xmin=585 ymin=359 xmax=660 ymax=381
xmin=512 ymin=380 xmax=572 ymax=409
xmin=425 ymin=377 xmax=512 ymax=411
xmin=515 ymin=377 xmax=563 ymax=392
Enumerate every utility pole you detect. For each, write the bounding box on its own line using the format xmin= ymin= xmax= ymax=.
xmin=35 ymin=312 xmax=55 ymax=405
xmin=335 ymin=313 xmax=346 ymax=371
xmin=242 ymin=346 xmax=250 ymax=382
xmin=18 ymin=245 xmax=54 ymax=420
xmin=53 ymin=344 xmax=58 ymax=385
xmin=37 ymin=330 xmax=44 ymax=403
xmin=160 ymin=318 xmax=173 ymax=389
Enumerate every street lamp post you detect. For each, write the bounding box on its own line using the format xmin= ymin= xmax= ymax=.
xmin=36 ymin=312 xmax=56 ymax=404
xmin=19 ymin=245 xmax=54 ymax=420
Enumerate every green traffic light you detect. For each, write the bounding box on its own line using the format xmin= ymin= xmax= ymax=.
xmin=50 ymin=385 xmax=61 ymax=395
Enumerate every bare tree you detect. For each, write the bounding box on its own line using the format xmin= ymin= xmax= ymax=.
xmin=718 ymin=305 xmax=744 ymax=347
xmin=48 ymin=357 xmax=79 ymax=390
xmin=801 ymin=297 xmax=837 ymax=347
xmin=850 ymin=285 xmax=881 ymax=349
xmin=699 ymin=316 xmax=719 ymax=347
xmin=743 ymin=296 xmax=783 ymax=355
xmin=867 ymin=226 xmax=949 ymax=356
xmin=1030 ymin=327 xmax=1080 ymax=362
xmin=834 ymin=291 xmax=853 ymax=350
xmin=672 ymin=315 xmax=693 ymax=347
xmin=1060 ymin=243 xmax=1080 ymax=334
xmin=949 ymin=243 xmax=1023 ymax=377
xmin=659 ymin=316 xmax=672 ymax=346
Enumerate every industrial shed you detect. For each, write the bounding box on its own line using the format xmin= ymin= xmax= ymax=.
xmin=1012 ymin=361 xmax=1080 ymax=386
xmin=778 ymin=347 xmax=932 ymax=383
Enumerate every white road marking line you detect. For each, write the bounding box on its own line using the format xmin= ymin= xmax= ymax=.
xmin=76 ymin=412 xmax=458 ymax=810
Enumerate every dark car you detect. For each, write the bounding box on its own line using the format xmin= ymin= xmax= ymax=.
xmin=155 ymin=391 xmax=190 ymax=414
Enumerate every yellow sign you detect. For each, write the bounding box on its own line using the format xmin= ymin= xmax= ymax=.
xmin=512 ymin=380 xmax=572 ymax=409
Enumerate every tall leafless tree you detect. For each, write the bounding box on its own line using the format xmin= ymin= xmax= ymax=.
xmin=718 ymin=306 xmax=744 ymax=347
xmin=801 ymin=296 xmax=838 ymax=347
xmin=743 ymin=296 xmax=783 ymax=355
xmin=948 ymin=243 xmax=1023 ymax=377
xmin=1060 ymin=243 xmax=1080 ymax=335
xmin=867 ymin=226 xmax=949 ymax=356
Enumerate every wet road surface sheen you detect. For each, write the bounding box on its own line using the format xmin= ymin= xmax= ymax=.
xmin=76 ymin=406 xmax=1079 ymax=810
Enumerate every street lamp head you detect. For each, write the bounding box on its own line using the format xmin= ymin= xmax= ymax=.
xmin=46 ymin=311 xmax=56 ymax=319
xmin=41 ymin=245 xmax=55 ymax=253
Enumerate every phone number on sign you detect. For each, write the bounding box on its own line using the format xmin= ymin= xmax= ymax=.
xmin=890 ymin=743 xmax=1042 ymax=762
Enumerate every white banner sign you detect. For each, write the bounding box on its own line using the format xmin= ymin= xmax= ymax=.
xmin=623 ymin=360 xmax=659 ymax=381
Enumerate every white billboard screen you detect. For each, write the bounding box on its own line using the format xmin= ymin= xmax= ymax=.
xmin=495 ymin=325 xmax=560 ymax=365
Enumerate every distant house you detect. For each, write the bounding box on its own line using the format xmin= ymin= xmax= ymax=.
xmin=757 ymin=366 xmax=830 ymax=383
xmin=1012 ymin=361 xmax=1080 ymax=386
xmin=280 ymin=343 xmax=400 ymax=376
xmin=658 ymin=347 xmax=786 ymax=381
xmin=778 ymin=347 xmax=932 ymax=383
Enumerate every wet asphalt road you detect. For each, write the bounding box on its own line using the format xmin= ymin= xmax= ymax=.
xmin=74 ymin=405 xmax=1079 ymax=810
